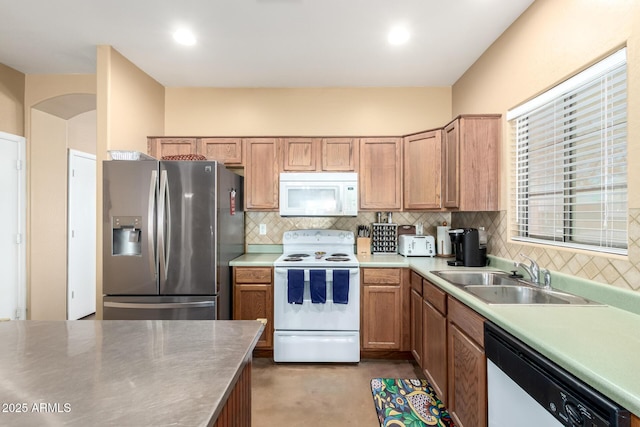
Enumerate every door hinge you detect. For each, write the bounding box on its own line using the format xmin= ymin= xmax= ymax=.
xmin=16 ymin=233 xmax=22 ymax=244
xmin=16 ymin=160 xmax=22 ymax=170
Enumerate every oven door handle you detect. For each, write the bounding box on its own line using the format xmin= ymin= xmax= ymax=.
xmin=274 ymin=267 xmax=359 ymax=276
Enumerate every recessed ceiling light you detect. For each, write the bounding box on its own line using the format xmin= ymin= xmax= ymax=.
xmin=387 ymin=27 xmax=410 ymax=45
xmin=173 ymin=29 xmax=196 ymax=46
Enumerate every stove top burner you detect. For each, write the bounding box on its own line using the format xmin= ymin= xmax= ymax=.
xmin=325 ymin=257 xmax=351 ymax=262
xmin=286 ymin=253 xmax=310 ymax=258
xmin=283 ymin=257 xmax=303 ymax=262
xmin=331 ymin=253 xmax=349 ymax=257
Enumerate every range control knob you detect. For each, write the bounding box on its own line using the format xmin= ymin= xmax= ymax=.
xmin=564 ymin=402 xmax=584 ymax=426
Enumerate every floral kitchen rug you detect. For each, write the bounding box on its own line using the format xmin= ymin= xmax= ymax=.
xmin=370 ymin=378 xmax=455 ymax=427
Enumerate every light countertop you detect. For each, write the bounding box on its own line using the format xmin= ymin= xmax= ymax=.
xmin=0 ymin=320 xmax=264 ymax=426
xmin=230 ymin=251 xmax=640 ymax=416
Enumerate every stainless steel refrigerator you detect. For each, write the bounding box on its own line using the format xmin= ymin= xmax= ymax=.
xmin=102 ymin=159 xmax=244 ymax=320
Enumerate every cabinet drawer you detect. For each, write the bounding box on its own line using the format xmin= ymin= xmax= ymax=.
xmin=234 ymin=267 xmax=272 ymax=284
xmin=448 ymin=297 xmax=484 ymax=347
xmin=423 ymin=280 xmax=446 ymax=315
xmin=410 ymin=271 xmax=423 ymax=294
xmin=362 ymin=268 xmax=401 ymax=285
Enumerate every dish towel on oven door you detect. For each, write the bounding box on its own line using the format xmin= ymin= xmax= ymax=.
xmin=287 ymin=269 xmax=304 ymax=304
xmin=332 ymin=270 xmax=349 ymax=304
xmin=310 ymin=270 xmax=327 ymax=303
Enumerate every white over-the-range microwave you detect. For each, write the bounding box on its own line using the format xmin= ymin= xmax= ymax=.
xmin=279 ymin=172 xmax=358 ymax=216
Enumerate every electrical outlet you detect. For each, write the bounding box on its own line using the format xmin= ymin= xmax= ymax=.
xmin=259 ymin=224 xmax=267 ymax=235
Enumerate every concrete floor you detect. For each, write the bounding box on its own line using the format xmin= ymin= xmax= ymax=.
xmin=252 ymin=357 xmax=423 ymax=427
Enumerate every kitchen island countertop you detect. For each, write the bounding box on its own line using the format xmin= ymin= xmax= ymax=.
xmin=0 ymin=320 xmax=264 ymax=426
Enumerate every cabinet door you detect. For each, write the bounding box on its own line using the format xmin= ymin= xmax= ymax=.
xmin=359 ymin=138 xmax=402 ymax=210
xmin=447 ymin=322 xmax=486 ymax=427
xmin=404 ymin=130 xmax=442 ymax=210
xmin=244 ymin=138 xmax=279 ymax=210
xmin=282 ymin=138 xmax=318 ymax=171
xmin=147 ymin=137 xmax=197 ymax=159
xmin=423 ymin=298 xmax=447 ymax=402
xmin=410 ymin=288 xmax=423 ymax=365
xmin=233 ymin=283 xmax=273 ymax=349
xmin=361 ymin=285 xmax=401 ymax=350
xmin=457 ymin=116 xmax=500 ymax=211
xmin=321 ymin=138 xmax=358 ymax=171
xmin=442 ymin=121 xmax=460 ymax=208
xmin=198 ymin=138 xmax=242 ymax=165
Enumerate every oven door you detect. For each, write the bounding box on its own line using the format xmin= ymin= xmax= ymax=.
xmin=274 ymin=267 xmax=360 ymax=331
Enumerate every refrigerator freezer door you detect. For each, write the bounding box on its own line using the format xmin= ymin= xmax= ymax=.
xmin=103 ymin=160 xmax=158 ymax=295
xmin=160 ymin=161 xmax=218 ymax=295
xmin=103 ymin=296 xmax=216 ymax=320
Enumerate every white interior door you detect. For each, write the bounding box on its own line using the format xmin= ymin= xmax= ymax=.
xmin=0 ymin=132 xmax=26 ymax=320
xmin=67 ymin=149 xmax=96 ymax=320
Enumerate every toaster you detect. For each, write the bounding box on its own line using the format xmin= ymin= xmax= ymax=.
xmin=398 ymin=234 xmax=436 ymax=257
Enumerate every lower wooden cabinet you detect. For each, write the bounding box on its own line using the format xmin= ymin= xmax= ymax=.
xmin=447 ymin=297 xmax=487 ymax=427
xmin=409 ymin=271 xmax=423 ymax=365
xmin=422 ymin=279 xmax=448 ymax=402
xmin=233 ymin=267 xmax=273 ymax=350
xmin=361 ymin=268 xmax=404 ymax=351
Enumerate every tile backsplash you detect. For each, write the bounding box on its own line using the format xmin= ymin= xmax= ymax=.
xmin=452 ymin=209 xmax=640 ymax=292
xmin=245 ymin=211 xmax=451 ymax=245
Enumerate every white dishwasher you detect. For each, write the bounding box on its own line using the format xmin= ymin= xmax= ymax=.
xmin=484 ymin=322 xmax=630 ymax=427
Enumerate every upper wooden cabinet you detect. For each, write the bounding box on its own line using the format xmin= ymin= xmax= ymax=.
xmin=198 ymin=138 xmax=243 ymax=165
xmin=281 ymin=137 xmax=358 ymax=172
xmin=147 ymin=137 xmax=242 ymax=165
xmin=321 ymin=138 xmax=358 ymax=171
xmin=359 ymin=137 xmax=402 ymax=211
xmin=148 ymin=137 xmax=197 ymax=159
xmin=404 ymin=130 xmax=442 ymax=210
xmin=281 ymin=138 xmax=318 ymax=171
xmin=244 ymin=138 xmax=280 ymax=211
xmin=442 ymin=115 xmax=500 ymax=211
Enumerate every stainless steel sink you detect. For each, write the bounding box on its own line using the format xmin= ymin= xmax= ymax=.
xmin=431 ymin=270 xmax=603 ymax=305
xmin=432 ymin=270 xmax=522 ymax=286
xmin=463 ymin=285 xmax=601 ymax=305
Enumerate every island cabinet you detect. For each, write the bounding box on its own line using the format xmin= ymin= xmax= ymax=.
xmin=361 ymin=268 xmax=409 ymax=354
xmin=442 ymin=114 xmax=501 ymax=211
xmin=244 ymin=138 xmax=280 ymax=210
xmin=281 ymin=137 xmax=358 ymax=171
xmin=147 ymin=137 xmax=243 ymax=165
xmin=359 ymin=137 xmax=403 ymax=210
xmin=447 ymin=296 xmax=487 ymax=427
xmin=422 ymin=279 xmax=448 ymax=403
xmin=233 ymin=267 xmax=274 ymax=350
xmin=409 ymin=271 xmax=423 ymax=366
xmin=404 ymin=130 xmax=442 ymax=210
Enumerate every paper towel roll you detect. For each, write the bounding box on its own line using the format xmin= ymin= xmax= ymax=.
xmin=437 ymin=226 xmax=452 ymax=256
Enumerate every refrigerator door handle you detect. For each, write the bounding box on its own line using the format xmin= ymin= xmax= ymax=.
xmin=148 ymin=170 xmax=158 ymax=278
xmin=104 ymin=301 xmax=215 ymax=309
xmin=158 ymin=169 xmax=168 ymax=282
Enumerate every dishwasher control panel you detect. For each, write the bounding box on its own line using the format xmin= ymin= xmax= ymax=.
xmin=485 ymin=322 xmax=630 ymax=427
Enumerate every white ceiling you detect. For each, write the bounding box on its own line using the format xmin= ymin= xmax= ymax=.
xmin=0 ymin=0 xmax=534 ymax=88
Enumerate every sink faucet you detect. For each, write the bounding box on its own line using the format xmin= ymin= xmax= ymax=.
xmin=514 ymin=254 xmax=540 ymax=285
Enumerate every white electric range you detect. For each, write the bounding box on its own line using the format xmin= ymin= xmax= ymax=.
xmin=273 ymin=229 xmax=360 ymax=362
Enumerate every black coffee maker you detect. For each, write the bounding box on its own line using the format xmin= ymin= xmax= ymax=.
xmin=447 ymin=228 xmax=487 ymax=267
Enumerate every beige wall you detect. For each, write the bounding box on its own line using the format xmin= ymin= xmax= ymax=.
xmin=0 ymin=63 xmax=25 ymax=136
xmin=451 ymin=0 xmax=640 ymax=291
xmin=68 ymin=110 xmax=97 ymax=154
xmin=29 ymin=109 xmax=68 ymax=319
xmin=24 ymin=75 xmax=97 ymax=319
xmin=96 ymin=46 xmax=165 ymax=318
xmin=165 ymin=87 xmax=451 ymax=136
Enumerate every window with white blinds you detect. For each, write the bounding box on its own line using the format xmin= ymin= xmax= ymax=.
xmin=508 ymin=48 xmax=628 ymax=255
